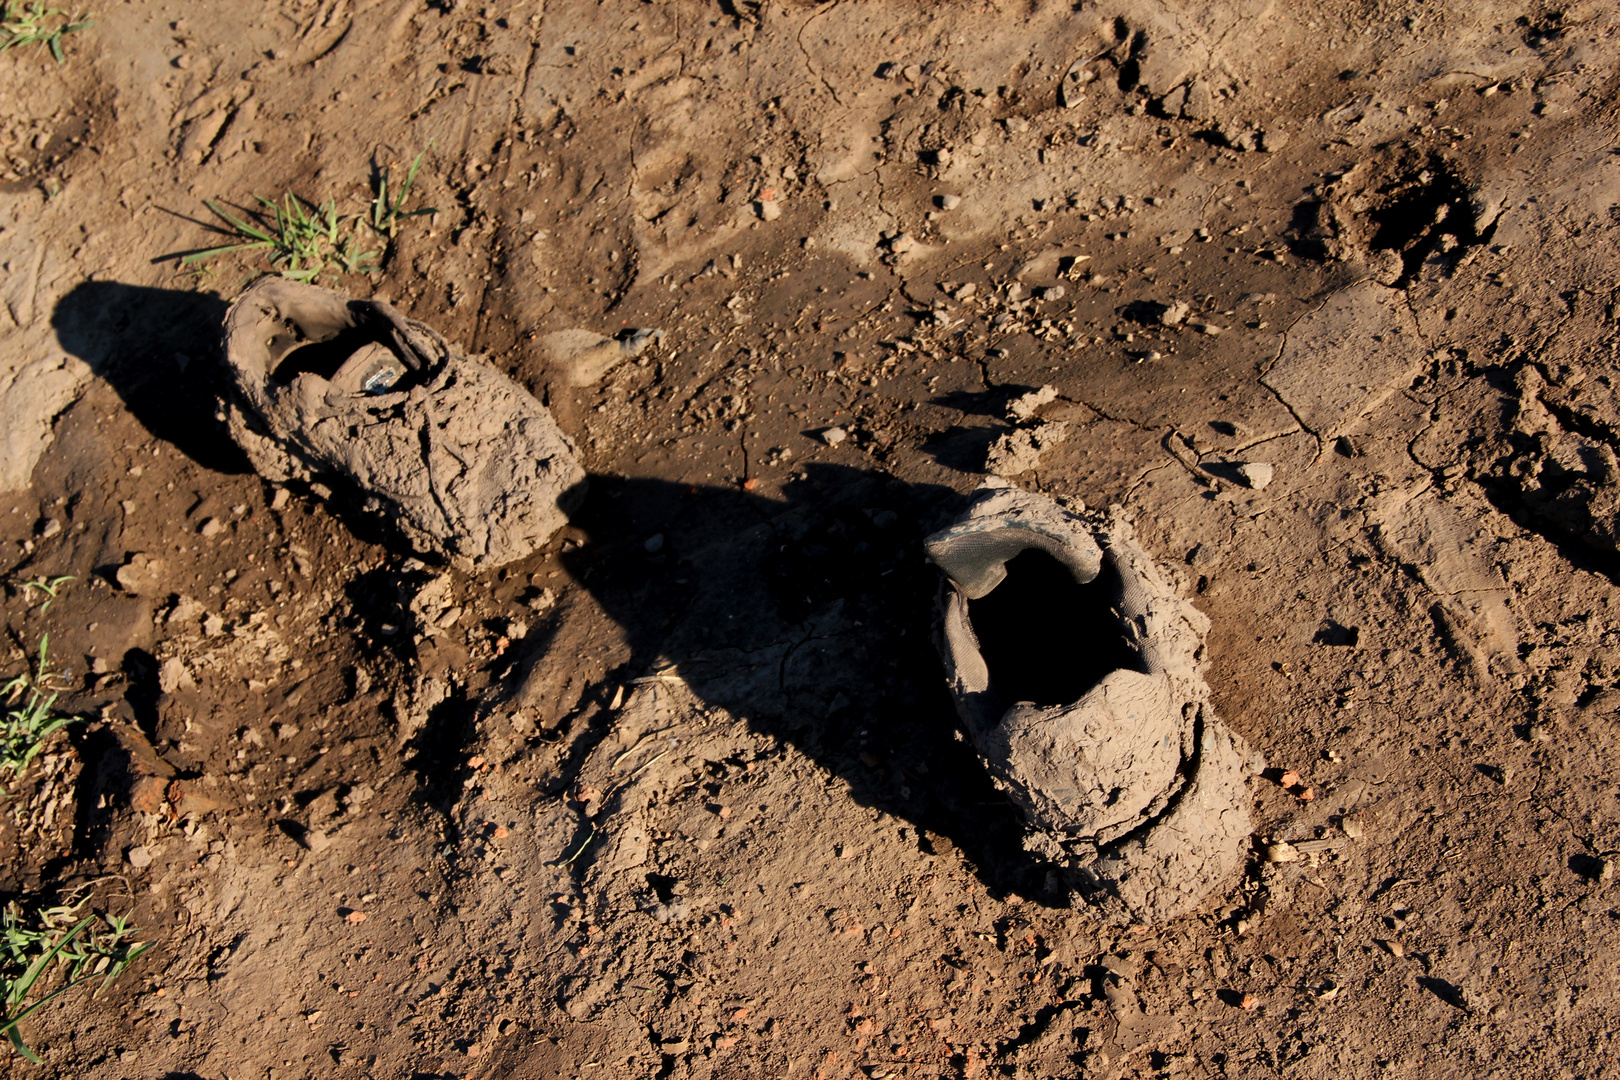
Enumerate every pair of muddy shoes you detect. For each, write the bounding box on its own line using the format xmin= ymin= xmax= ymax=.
xmin=925 ymin=479 xmax=1255 ymax=923
xmin=221 ymin=279 xmax=1248 ymax=921
xmin=221 ymin=277 xmax=586 ymax=570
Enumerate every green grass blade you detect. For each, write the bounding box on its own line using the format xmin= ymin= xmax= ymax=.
xmin=6 ymin=916 xmax=91 ymax=1009
xmin=6 ymin=1024 xmax=41 ymax=1064
xmin=204 ymin=200 xmax=276 ymax=243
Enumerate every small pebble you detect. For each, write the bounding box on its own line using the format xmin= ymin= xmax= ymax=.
xmin=199 ymin=517 xmax=225 ymax=538
xmin=644 ymin=533 xmax=665 ymax=553
xmin=127 ymin=846 xmax=152 ymax=869
xmin=937 ymin=193 xmax=962 ymax=211
xmin=821 ymin=426 xmax=848 ymax=447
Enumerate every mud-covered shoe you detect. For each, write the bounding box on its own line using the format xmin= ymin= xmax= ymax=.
xmin=221 ymin=276 xmax=586 ymax=570
xmin=924 ymin=478 xmax=1254 ymax=922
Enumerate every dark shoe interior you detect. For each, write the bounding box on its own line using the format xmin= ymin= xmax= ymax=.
xmin=967 ymin=548 xmax=1144 ymax=707
xmin=271 ymin=324 xmax=387 ymax=384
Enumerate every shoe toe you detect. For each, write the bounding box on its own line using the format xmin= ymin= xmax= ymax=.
xmin=993 ymin=669 xmax=1183 ymax=835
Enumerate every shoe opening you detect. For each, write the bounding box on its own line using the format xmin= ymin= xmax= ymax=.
xmin=966 ymin=548 xmax=1144 ymax=707
xmin=272 ymin=324 xmax=411 ymax=394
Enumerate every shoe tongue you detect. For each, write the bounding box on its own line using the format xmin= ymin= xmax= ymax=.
xmin=925 ymin=519 xmax=1102 ymax=599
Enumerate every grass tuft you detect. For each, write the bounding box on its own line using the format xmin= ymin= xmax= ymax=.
xmin=183 ymin=194 xmax=377 ymax=284
xmin=0 ymin=901 xmax=150 ymax=1062
xmin=0 ymin=2 xmax=90 ymax=63
xmin=1 ymin=636 xmax=80 ymax=780
xmin=180 ymin=146 xmax=434 ymax=282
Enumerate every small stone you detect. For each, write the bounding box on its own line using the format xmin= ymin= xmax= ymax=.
xmin=1005 ymin=116 xmax=1029 ymax=133
xmin=950 ymin=282 xmax=976 ymax=300
xmin=901 ymin=63 xmax=922 ymax=83
xmin=1258 ymin=129 xmax=1289 ymax=152
xmin=1237 ymin=462 xmax=1274 ymax=490
xmin=345 ymin=910 xmax=367 ymax=924
xmin=1378 ymin=939 xmax=1405 ymax=958
xmin=821 ymin=426 xmax=848 ymax=447
xmin=1039 ymin=285 xmax=1067 ymax=301
xmin=270 ymin=488 xmax=291 ymax=511
xmin=1240 ymin=992 xmax=1261 ymax=1011
xmin=756 ymin=196 xmax=781 ymax=222
xmin=644 ymin=533 xmax=665 ymax=553
xmin=37 ymin=518 xmax=61 ymax=539
xmin=889 ymin=233 xmax=917 ymax=255
xmin=1340 ymin=816 xmax=1365 ymax=839
xmin=199 ymin=517 xmax=225 ymax=538
xmin=1189 ymin=321 xmax=1224 ymax=335
xmin=127 ymin=845 xmax=152 ymax=869
xmin=1278 ymin=769 xmax=1301 ymax=788
xmin=937 ymin=193 xmax=962 ymax=211
xmin=1157 ymin=301 xmax=1190 ymax=326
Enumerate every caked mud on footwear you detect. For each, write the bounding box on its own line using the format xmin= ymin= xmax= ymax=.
xmin=221 ymin=276 xmax=586 ymax=570
xmin=924 ymin=478 xmax=1255 ymax=922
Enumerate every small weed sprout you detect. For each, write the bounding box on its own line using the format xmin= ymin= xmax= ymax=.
xmin=1 ymin=636 xmax=80 ymax=780
xmin=183 ymin=194 xmax=377 ymax=284
xmin=0 ymin=901 xmax=151 ymax=1062
xmin=0 ymin=2 xmax=90 ymax=62
xmin=371 ymin=147 xmax=436 ymax=239
xmin=18 ymin=575 xmax=73 ymax=616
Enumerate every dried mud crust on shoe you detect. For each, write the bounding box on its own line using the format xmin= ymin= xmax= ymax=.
xmin=925 ymin=478 xmax=1254 ymax=923
xmin=221 ymin=276 xmax=586 ymax=570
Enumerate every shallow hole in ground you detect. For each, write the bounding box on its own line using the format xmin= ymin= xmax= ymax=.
xmin=967 ymin=549 xmax=1142 ymax=707
xmin=1364 ymin=154 xmax=1485 ymax=283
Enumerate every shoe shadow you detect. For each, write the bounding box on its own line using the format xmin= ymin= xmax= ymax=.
xmin=50 ymin=280 xmax=249 ymax=474
xmin=555 ymin=462 xmax=1064 ymax=902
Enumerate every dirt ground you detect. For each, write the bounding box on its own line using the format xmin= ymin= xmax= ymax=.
xmin=2 ymin=0 xmax=1620 ymax=1077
